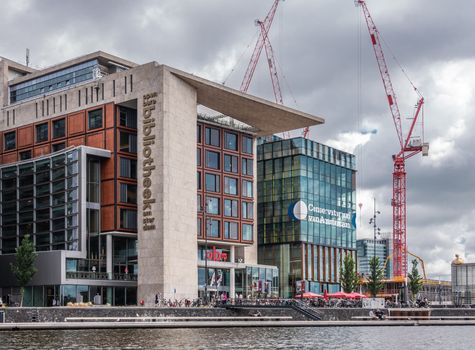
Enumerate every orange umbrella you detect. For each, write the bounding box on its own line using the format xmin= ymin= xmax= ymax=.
xmin=295 ymin=292 xmax=324 ymax=299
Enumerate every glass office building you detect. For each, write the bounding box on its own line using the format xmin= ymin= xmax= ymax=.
xmin=257 ymin=137 xmax=356 ymax=297
xmin=357 ymin=237 xmax=393 ymax=279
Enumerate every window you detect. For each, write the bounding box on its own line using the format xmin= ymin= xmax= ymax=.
xmin=52 ymin=143 xmax=66 ymax=152
xmin=197 ymin=148 xmax=201 ymax=166
xmin=120 ymin=183 xmax=137 ymax=204
xmin=205 ymin=173 xmax=220 ymax=192
xmin=120 ymin=158 xmax=137 ymax=179
xmin=224 ymin=177 xmax=238 ymax=195
xmin=224 ymin=132 xmax=238 ymax=151
xmin=197 ymin=171 xmax=201 ymax=190
xmin=242 ymin=180 xmax=253 ymax=197
xmin=224 ymin=221 xmax=238 ymax=240
xmin=20 ymin=150 xmax=32 ymax=160
xmin=206 ymin=219 xmax=220 ymax=238
xmin=197 ymin=217 xmax=202 ymax=237
xmin=242 ymin=158 xmax=253 ymax=176
xmin=120 ymin=209 xmax=137 ymax=230
xmin=53 ymin=119 xmax=66 ymax=139
xmin=88 ymin=109 xmax=103 ymax=129
xmin=224 ymin=199 xmax=238 ymax=217
xmin=242 ymin=224 xmax=253 ymax=241
xmin=242 ymin=202 xmax=254 ymax=219
xmin=224 ymin=154 xmax=238 ymax=173
xmin=36 ymin=123 xmax=49 ymax=142
xmin=205 ymin=197 xmax=220 ymax=214
xmin=205 ymin=127 xmax=220 ymax=147
xmin=119 ymin=108 xmax=137 ymax=129
xmin=120 ymin=132 xmax=137 ymax=153
xmin=197 ymin=125 xmax=202 ymax=143
xmin=4 ymin=131 xmax=16 ymax=150
xmin=205 ymin=150 xmax=220 ymax=169
xmin=242 ymin=136 xmax=253 ymax=154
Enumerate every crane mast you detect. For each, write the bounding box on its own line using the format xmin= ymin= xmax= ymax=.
xmin=356 ymin=0 xmax=428 ymax=279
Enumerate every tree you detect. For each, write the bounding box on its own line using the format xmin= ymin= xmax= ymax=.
xmin=339 ymin=254 xmax=359 ymax=293
xmin=10 ymin=235 xmax=37 ymax=306
xmin=408 ymin=259 xmax=423 ymax=303
xmin=367 ymin=256 xmax=384 ymax=297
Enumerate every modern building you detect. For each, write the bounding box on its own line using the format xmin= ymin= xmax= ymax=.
xmin=0 ymin=52 xmax=323 ymax=306
xmin=451 ymin=254 xmax=475 ymax=306
xmin=356 ymin=236 xmax=393 ymax=279
xmin=257 ymin=137 xmax=357 ymax=297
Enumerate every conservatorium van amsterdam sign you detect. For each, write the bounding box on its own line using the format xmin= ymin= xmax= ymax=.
xmin=142 ymin=93 xmax=157 ymax=231
xmin=288 ymin=200 xmax=355 ymax=229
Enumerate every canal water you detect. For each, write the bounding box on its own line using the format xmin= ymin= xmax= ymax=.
xmin=0 ymin=326 xmax=471 ymax=349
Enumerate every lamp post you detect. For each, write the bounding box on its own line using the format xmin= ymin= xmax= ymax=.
xmin=368 ymin=197 xmax=381 ymax=260
xmin=203 ymin=198 xmax=211 ymax=305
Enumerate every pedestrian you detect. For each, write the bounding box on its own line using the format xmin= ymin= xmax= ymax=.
xmin=155 ymin=293 xmax=159 ymax=306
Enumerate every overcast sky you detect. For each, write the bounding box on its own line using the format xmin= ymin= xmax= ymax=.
xmin=2 ymin=0 xmax=474 ymax=279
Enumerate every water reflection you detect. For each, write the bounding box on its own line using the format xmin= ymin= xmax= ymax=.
xmin=0 ymin=326 xmax=471 ymax=350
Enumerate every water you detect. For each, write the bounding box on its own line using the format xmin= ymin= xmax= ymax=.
xmin=0 ymin=326 xmax=471 ymax=349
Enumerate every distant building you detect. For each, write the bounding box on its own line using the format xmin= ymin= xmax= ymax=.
xmin=451 ymin=254 xmax=475 ymax=306
xmin=257 ymin=137 xmax=357 ymax=297
xmin=356 ymin=237 xmax=393 ymax=279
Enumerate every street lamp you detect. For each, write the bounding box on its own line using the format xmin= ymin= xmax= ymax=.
xmin=368 ymin=197 xmax=381 ymax=260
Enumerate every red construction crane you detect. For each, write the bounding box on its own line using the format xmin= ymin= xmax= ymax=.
xmin=240 ymin=0 xmax=283 ymax=105
xmin=356 ymin=0 xmax=429 ymax=279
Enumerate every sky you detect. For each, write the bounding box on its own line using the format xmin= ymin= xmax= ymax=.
xmin=1 ymin=0 xmax=474 ymax=279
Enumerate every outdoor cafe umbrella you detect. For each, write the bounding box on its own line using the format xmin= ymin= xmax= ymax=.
xmin=295 ymin=292 xmax=324 ymax=299
xmin=347 ymin=292 xmax=367 ymax=299
xmin=327 ymin=291 xmax=351 ymax=299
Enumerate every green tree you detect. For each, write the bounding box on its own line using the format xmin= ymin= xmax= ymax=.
xmin=367 ymin=256 xmax=385 ymax=297
xmin=10 ymin=235 xmax=37 ymax=306
xmin=408 ymin=259 xmax=423 ymax=302
xmin=339 ymin=254 xmax=359 ymax=293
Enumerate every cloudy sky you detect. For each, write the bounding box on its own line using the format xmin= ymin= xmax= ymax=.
xmin=1 ymin=0 xmax=474 ymax=278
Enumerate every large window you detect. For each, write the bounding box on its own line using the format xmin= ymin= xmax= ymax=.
xmin=4 ymin=131 xmax=16 ymax=151
xmin=224 ymin=177 xmax=238 ymax=195
xmin=197 ymin=171 xmax=201 ymax=190
xmin=242 ymin=136 xmax=253 ymax=154
xmin=224 ymin=221 xmax=238 ymax=240
xmin=205 ymin=173 xmax=220 ymax=192
xmin=224 ymin=199 xmax=238 ymax=217
xmin=120 ymin=209 xmax=137 ymax=230
xmin=205 ymin=127 xmax=220 ymax=147
xmin=197 ymin=148 xmax=201 ymax=166
xmin=197 ymin=125 xmax=202 ymax=143
xmin=36 ymin=123 xmax=48 ymax=143
xmin=119 ymin=108 xmax=137 ymax=129
xmin=242 ymin=180 xmax=253 ymax=198
xmin=120 ymin=183 xmax=137 ymax=204
xmin=206 ymin=219 xmax=220 ymax=238
xmin=224 ymin=154 xmax=238 ymax=173
xmin=205 ymin=150 xmax=220 ymax=169
xmin=120 ymin=158 xmax=137 ymax=179
xmin=88 ymin=109 xmax=103 ymax=130
xmin=242 ymin=158 xmax=253 ymax=176
xmin=53 ymin=119 xmax=66 ymax=139
xmin=242 ymin=202 xmax=254 ymax=219
xmin=224 ymin=132 xmax=238 ymax=151
xmin=87 ymin=158 xmax=100 ymax=203
xmin=120 ymin=132 xmax=137 ymax=153
xmin=205 ymin=196 xmax=220 ymax=215
xmin=242 ymin=224 xmax=253 ymax=241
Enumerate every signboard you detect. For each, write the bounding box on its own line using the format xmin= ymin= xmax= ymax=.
xmin=206 ymin=247 xmax=229 ymax=262
xmin=288 ymin=200 xmax=354 ymax=229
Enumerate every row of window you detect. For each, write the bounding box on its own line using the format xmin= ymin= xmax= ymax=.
xmin=198 ymin=219 xmax=253 ymax=241
xmin=197 ymin=172 xmax=253 ymax=197
xmin=198 ymin=149 xmax=253 ymax=175
xmin=197 ymin=125 xmax=253 ymax=154
xmin=199 ymin=196 xmax=254 ymax=219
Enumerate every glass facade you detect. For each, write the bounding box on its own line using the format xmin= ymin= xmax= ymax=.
xmin=257 ymin=137 xmax=356 ymax=297
xmin=10 ymin=60 xmax=99 ymax=103
xmin=452 ymin=262 xmax=475 ymax=305
xmin=0 ymin=149 xmax=80 ymax=253
xmin=356 ymin=238 xmax=393 ymax=279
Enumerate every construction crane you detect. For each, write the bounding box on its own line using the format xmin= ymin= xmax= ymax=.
xmin=355 ymin=0 xmax=429 ymax=279
xmin=383 ymin=251 xmax=427 ymax=281
xmin=240 ymin=0 xmax=283 ymax=104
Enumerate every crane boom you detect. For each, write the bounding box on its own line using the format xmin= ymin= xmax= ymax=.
xmin=240 ymin=0 xmax=281 ymax=94
xmin=356 ymin=0 xmax=428 ymax=279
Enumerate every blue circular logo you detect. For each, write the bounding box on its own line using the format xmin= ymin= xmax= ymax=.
xmin=288 ymin=200 xmax=308 ymax=221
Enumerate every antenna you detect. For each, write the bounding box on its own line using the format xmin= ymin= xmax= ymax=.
xmin=26 ymin=48 xmax=30 ymax=67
